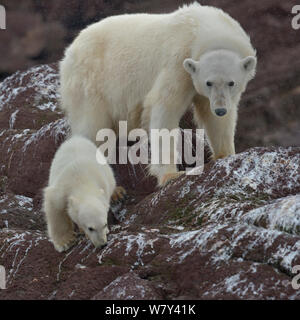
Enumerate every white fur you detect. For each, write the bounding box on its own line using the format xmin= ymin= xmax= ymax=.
xmin=43 ymin=135 xmax=116 ymax=252
xmin=59 ymin=2 xmax=256 ymax=185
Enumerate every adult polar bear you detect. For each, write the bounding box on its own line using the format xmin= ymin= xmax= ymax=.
xmin=60 ymin=2 xmax=256 ymax=186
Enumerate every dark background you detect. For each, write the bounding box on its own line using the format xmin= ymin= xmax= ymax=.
xmin=0 ymin=0 xmax=299 ymax=151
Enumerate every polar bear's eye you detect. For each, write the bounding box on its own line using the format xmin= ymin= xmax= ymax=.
xmin=88 ymin=227 xmax=95 ymax=232
xmin=228 ymin=81 xmax=235 ymax=87
xmin=206 ymin=81 xmax=213 ymax=87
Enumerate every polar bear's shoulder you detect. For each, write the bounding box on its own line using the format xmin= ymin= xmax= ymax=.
xmin=172 ymin=2 xmax=256 ymax=58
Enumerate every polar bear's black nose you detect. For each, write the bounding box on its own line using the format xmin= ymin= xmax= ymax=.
xmin=215 ymin=108 xmax=227 ymax=116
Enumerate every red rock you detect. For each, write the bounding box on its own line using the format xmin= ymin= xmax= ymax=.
xmin=92 ymin=272 xmax=163 ymax=300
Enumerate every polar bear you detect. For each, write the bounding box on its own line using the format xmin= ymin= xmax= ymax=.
xmin=59 ymin=2 xmax=256 ymax=186
xmin=43 ymin=135 xmax=125 ymax=252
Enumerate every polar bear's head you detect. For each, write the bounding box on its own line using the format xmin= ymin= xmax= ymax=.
xmin=69 ymin=195 xmax=109 ymax=248
xmin=183 ymin=49 xmax=256 ymax=117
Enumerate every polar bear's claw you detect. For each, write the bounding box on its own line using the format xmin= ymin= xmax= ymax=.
xmin=160 ymin=171 xmax=185 ymax=187
xmin=111 ymin=186 xmax=127 ymax=202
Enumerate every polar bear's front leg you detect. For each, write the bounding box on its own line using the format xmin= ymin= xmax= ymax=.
xmin=193 ymin=95 xmax=237 ymax=161
xmin=44 ymin=187 xmax=76 ymax=252
xmin=144 ymin=72 xmax=191 ymax=186
xmin=148 ymin=107 xmax=179 ymax=186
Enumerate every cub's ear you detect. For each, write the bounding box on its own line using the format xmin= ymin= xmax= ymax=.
xmin=183 ymin=58 xmax=198 ymax=74
xmin=241 ymin=56 xmax=257 ymax=76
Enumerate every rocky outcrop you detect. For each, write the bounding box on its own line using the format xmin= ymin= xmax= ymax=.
xmin=0 ymin=65 xmax=299 ymax=300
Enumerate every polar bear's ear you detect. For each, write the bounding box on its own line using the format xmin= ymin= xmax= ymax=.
xmin=241 ymin=56 xmax=257 ymax=74
xmin=183 ymin=58 xmax=198 ymax=75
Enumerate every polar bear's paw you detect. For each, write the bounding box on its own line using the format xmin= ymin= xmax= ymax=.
xmin=111 ymin=186 xmax=127 ymax=202
xmin=160 ymin=171 xmax=185 ymax=187
xmin=53 ymin=233 xmax=77 ymax=253
xmin=213 ymin=154 xmax=227 ymax=161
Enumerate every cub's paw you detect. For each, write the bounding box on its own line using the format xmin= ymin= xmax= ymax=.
xmin=111 ymin=186 xmax=127 ymax=203
xmin=160 ymin=171 xmax=185 ymax=186
xmin=78 ymin=227 xmax=85 ymax=236
xmin=52 ymin=233 xmax=77 ymax=253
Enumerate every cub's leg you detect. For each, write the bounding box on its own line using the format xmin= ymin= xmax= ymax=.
xmin=193 ymin=95 xmax=236 ymax=161
xmin=44 ymin=187 xmax=76 ymax=252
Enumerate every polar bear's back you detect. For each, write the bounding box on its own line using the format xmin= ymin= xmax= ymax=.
xmin=60 ymin=3 xmax=255 ymax=90
xmin=52 ymin=135 xmax=97 ymax=169
xmin=64 ymin=3 xmax=255 ymax=63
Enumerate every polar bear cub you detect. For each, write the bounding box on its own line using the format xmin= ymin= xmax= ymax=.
xmin=43 ymin=135 xmax=122 ymax=252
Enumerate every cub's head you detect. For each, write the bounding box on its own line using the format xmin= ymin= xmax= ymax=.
xmin=183 ymin=49 xmax=256 ymax=117
xmin=69 ymin=195 xmax=109 ymax=248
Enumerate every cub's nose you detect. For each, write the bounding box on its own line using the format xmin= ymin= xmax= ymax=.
xmin=215 ymin=108 xmax=227 ymax=117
